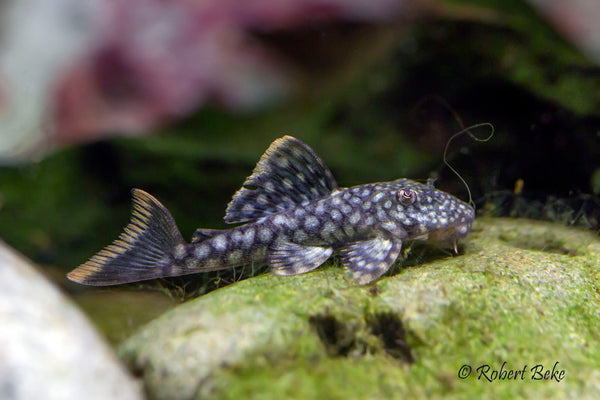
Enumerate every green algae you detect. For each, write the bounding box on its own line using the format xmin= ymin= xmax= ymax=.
xmin=118 ymin=218 xmax=600 ymax=399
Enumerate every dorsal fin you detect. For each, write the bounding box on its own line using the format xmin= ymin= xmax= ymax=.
xmin=224 ymin=136 xmax=338 ymax=224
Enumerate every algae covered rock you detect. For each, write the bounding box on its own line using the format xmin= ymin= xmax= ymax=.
xmin=0 ymin=240 xmax=143 ymax=400
xmin=119 ymin=218 xmax=600 ymax=400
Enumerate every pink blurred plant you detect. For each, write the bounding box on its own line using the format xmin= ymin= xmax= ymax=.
xmin=0 ymin=0 xmax=412 ymax=161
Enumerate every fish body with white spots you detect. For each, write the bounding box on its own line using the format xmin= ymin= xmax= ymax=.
xmin=67 ymin=136 xmax=475 ymax=286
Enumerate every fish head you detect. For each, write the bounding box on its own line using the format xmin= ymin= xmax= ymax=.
xmin=389 ymin=179 xmax=475 ymax=250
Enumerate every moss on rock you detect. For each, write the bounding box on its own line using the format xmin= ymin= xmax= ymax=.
xmin=119 ymin=217 xmax=600 ymax=399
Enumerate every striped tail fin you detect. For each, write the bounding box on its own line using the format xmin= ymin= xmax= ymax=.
xmin=67 ymin=189 xmax=185 ymax=286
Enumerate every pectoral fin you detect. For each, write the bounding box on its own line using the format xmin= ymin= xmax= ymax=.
xmin=340 ymin=237 xmax=402 ymax=284
xmin=267 ymin=242 xmax=333 ymax=276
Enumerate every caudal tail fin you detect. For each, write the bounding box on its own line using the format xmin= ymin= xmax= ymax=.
xmin=67 ymin=189 xmax=186 ymax=286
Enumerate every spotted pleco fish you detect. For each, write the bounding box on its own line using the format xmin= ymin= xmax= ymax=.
xmin=67 ymin=136 xmax=475 ymax=286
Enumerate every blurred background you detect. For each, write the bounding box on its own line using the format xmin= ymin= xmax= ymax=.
xmin=1 ymin=0 xmax=599 ymax=342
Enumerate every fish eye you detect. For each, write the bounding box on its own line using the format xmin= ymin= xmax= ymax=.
xmin=397 ymin=189 xmax=417 ymax=205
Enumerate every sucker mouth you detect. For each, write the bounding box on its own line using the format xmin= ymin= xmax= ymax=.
xmin=416 ymin=222 xmax=472 ymax=253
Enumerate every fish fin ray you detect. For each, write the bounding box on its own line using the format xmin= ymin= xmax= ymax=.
xmin=67 ymin=189 xmax=186 ymax=286
xmin=340 ymin=237 xmax=402 ymax=284
xmin=267 ymin=241 xmax=333 ymax=276
xmin=225 ymin=136 xmax=338 ymax=223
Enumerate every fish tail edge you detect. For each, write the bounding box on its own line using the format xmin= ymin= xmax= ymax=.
xmin=67 ymin=189 xmax=185 ymax=286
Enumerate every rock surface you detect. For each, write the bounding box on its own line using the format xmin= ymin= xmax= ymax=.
xmin=0 ymin=240 xmax=143 ymax=400
xmin=118 ymin=217 xmax=600 ymax=399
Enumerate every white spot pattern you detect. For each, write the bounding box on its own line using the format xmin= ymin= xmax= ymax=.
xmin=273 ymin=215 xmax=286 ymax=226
xmin=213 ymin=236 xmax=228 ymax=251
xmin=259 ymin=228 xmax=272 ymax=242
xmin=349 ymin=212 xmax=361 ymax=225
xmin=242 ymin=229 xmax=255 ymax=248
xmin=372 ymin=192 xmax=384 ymax=202
xmin=195 ymin=245 xmax=210 ymax=258
xmin=304 ymin=215 xmax=320 ymax=229
xmin=330 ymin=209 xmax=342 ymax=220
